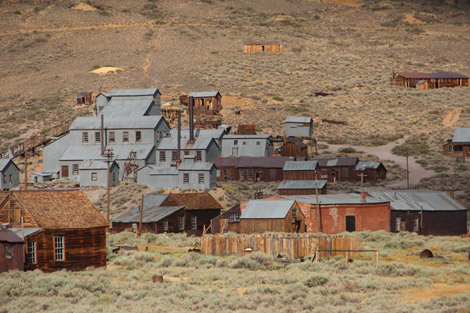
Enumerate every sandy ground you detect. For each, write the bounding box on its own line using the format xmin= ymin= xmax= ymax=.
xmin=321 ymin=138 xmax=435 ymax=188
xmin=90 ymin=67 xmax=123 ymax=75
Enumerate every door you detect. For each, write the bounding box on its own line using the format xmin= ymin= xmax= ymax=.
xmin=255 ymin=171 xmax=264 ymax=182
xmin=61 ymin=166 xmax=69 ymax=178
xmin=346 ymin=216 xmax=355 ymax=232
xmin=232 ymin=147 xmax=238 ymax=157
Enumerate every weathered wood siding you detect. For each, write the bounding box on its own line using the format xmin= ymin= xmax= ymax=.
xmin=211 ymin=204 xmax=240 ymax=234
xmin=278 ymin=187 xmax=327 ymax=196
xmin=24 ymin=227 xmax=107 ymax=272
xmin=243 ymin=43 xmax=282 ymax=53
xmin=201 ymin=234 xmax=360 ymax=259
xmin=240 ymin=203 xmax=305 ymax=234
xmin=111 ymin=209 xmax=185 ymax=234
xmin=280 ymin=142 xmax=308 ymax=158
xmin=283 ymin=170 xmax=315 ymax=180
xmin=0 ymin=195 xmax=38 ymax=228
xmin=0 ymin=241 xmax=24 ymax=273
xmin=390 ymin=210 xmax=467 ymax=236
xmin=186 ymin=209 xmax=221 ymax=236
xmin=218 ymin=167 xmax=283 ymax=182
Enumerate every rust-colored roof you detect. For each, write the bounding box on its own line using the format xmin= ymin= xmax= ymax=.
xmin=395 ymin=72 xmax=432 ymax=79
xmin=163 ymin=193 xmax=223 ymax=210
xmin=8 ymin=190 xmax=107 ymax=229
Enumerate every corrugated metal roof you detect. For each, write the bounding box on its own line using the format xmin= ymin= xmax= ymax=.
xmin=178 ymin=162 xmax=214 ymax=171
xmin=188 ymin=91 xmax=220 ymax=98
xmin=0 ymin=159 xmax=13 ymax=171
xmin=283 ymin=160 xmax=318 ymax=171
xmin=169 ymin=127 xmax=227 ymax=140
xmin=280 ymin=194 xmax=387 ymax=205
xmin=452 ymin=128 xmax=470 ymax=143
xmin=79 ymin=160 xmax=118 ymax=170
xmin=109 ymin=88 xmax=160 ymax=97
xmin=285 ymin=116 xmax=312 ymax=123
xmin=70 ymin=116 xmax=164 ymax=130
xmin=355 ymin=161 xmax=382 ymax=171
xmin=163 ymin=193 xmax=223 ymax=210
xmin=427 ymin=72 xmax=468 ymax=79
xmin=365 ymin=190 xmax=466 ymax=211
xmin=277 ymin=180 xmax=327 ymax=190
xmin=241 ymin=200 xmax=295 ymax=219
xmin=112 ymin=205 xmax=183 ymax=223
xmin=9 ymin=228 xmax=42 ymax=238
xmin=215 ymin=156 xmax=297 ymax=169
xmin=157 ymin=136 xmax=214 ymax=150
xmin=0 ymin=229 xmax=24 ymax=243
xmin=223 ymin=135 xmax=271 ymax=140
xmin=147 ymin=166 xmax=178 ymax=175
xmin=60 ymin=144 xmax=154 ymax=161
xmin=100 ymin=98 xmax=155 ymax=117
xmin=311 ymin=157 xmax=358 ymax=167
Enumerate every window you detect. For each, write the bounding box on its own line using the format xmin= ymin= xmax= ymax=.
xmin=242 ymin=141 xmax=246 ymax=145
xmin=198 ymin=173 xmax=204 ymax=184
xmin=401 ymin=220 xmax=406 ymax=231
xmin=163 ymin=220 xmax=168 ymax=232
xmin=27 ymin=241 xmax=36 ymax=264
xmin=109 ymin=131 xmax=115 ymax=144
xmin=256 ymin=141 xmax=260 ymax=146
xmin=413 ymin=217 xmax=419 ymax=232
xmin=292 ymin=208 xmax=297 ymax=218
xmin=160 ymin=151 xmax=166 ymax=162
xmin=91 ymin=172 xmax=97 ymax=181
xmin=179 ymin=216 xmax=184 ymax=230
xmin=229 ymin=212 xmax=240 ymax=222
xmin=82 ymin=132 xmax=88 ymax=143
xmin=136 ymin=131 xmax=142 ymax=142
xmin=72 ymin=164 xmax=79 ymax=175
xmin=123 ymin=131 xmax=129 ymax=143
xmin=184 ymin=150 xmax=189 ymax=156
xmin=223 ymin=170 xmax=228 ymax=180
xmin=183 ymin=173 xmax=189 ymax=183
xmin=395 ymin=217 xmax=401 ymax=232
xmin=4 ymin=245 xmax=12 ymax=259
xmin=448 ymin=145 xmax=452 ymax=152
xmin=191 ymin=216 xmax=197 ymax=230
xmin=247 ymin=169 xmax=253 ymax=180
xmin=172 ymin=151 xmax=177 ymax=162
xmin=234 ymin=140 xmax=238 ymax=145
xmin=239 ymin=170 xmax=245 ymax=180
xmin=95 ymin=132 xmax=101 ymax=143
xmin=196 ymin=151 xmax=202 ymax=161
xmin=54 ymin=236 xmax=64 ymax=261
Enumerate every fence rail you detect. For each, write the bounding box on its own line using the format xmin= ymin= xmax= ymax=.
xmin=201 ymin=234 xmax=360 ymax=259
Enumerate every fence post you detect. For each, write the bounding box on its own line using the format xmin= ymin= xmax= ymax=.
xmin=345 ymin=251 xmax=349 ymax=266
xmin=376 ymin=251 xmax=379 ymax=266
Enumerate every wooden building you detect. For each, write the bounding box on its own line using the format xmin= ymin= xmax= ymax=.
xmin=354 ymin=161 xmax=387 ymax=181
xmin=111 ymin=194 xmax=185 ymax=234
xmin=443 ymin=128 xmax=470 ymax=161
xmin=215 ymin=156 xmax=303 ymax=182
xmin=76 ymin=91 xmax=94 ymax=105
xmin=277 ymin=180 xmax=327 ymax=195
xmin=242 ymin=40 xmax=282 ymax=53
xmin=0 ymin=159 xmax=20 ymax=190
xmin=285 ymin=116 xmax=313 ymax=138
xmin=210 ymin=203 xmax=241 ymax=234
xmin=162 ymin=193 xmax=223 ymax=236
xmin=0 ymin=229 xmax=24 ymax=273
xmin=0 ymin=190 xmax=108 ymax=272
xmin=392 ymin=72 xmax=469 ymax=89
xmin=283 ymin=160 xmax=319 ymax=180
xmin=235 ymin=124 xmax=256 ymax=135
xmin=312 ymin=157 xmax=359 ymax=182
xmin=186 ymin=91 xmax=222 ymax=116
xmin=365 ymin=190 xmax=468 ymax=236
xmin=239 ymin=200 xmax=305 ymax=234
xmin=279 ymin=137 xmax=309 ymax=159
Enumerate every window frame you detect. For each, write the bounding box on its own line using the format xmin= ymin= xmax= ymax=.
xmin=4 ymin=245 xmax=13 ymax=259
xmin=198 ymin=173 xmax=204 ymax=184
xmin=54 ymin=236 xmax=65 ymax=262
xmin=239 ymin=169 xmax=245 ymax=180
xmin=159 ymin=151 xmax=166 ymax=162
xmin=123 ymin=131 xmax=129 ymax=143
xmin=95 ymin=132 xmax=101 ymax=143
xmin=292 ymin=208 xmax=297 ymax=218
xmin=395 ymin=217 xmax=401 ymax=232
xmin=82 ymin=132 xmax=88 ymax=143
xmin=172 ymin=151 xmax=177 ymax=162
xmin=179 ymin=216 xmax=184 ymax=230
xmin=72 ymin=164 xmax=79 ymax=175
xmin=135 ymin=131 xmax=142 ymax=143
xmin=91 ymin=172 xmax=97 ymax=181
xmin=163 ymin=220 xmax=169 ymax=232
xmin=247 ymin=169 xmax=253 ymax=180
xmin=413 ymin=217 xmax=419 ymax=232
xmin=27 ymin=241 xmax=36 ymax=264
xmin=196 ymin=151 xmax=202 ymax=161
xmin=109 ymin=131 xmax=115 ymax=144
xmin=183 ymin=173 xmax=189 ymax=184
xmin=191 ymin=216 xmax=197 ymax=230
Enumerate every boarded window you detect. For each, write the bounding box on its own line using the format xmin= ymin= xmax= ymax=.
xmin=109 ymin=132 xmax=115 ymax=143
xmin=183 ymin=173 xmax=189 ymax=183
xmin=54 ymin=236 xmax=64 ymax=261
xmin=136 ymin=131 xmax=142 ymax=142
xmin=196 ymin=151 xmax=202 ymax=161
xmin=91 ymin=172 xmax=97 ymax=181
xmin=95 ymin=132 xmax=101 ymax=143
xmin=239 ymin=170 xmax=245 ymax=180
xmin=5 ymin=245 xmax=12 ymax=259
xmin=247 ymin=169 xmax=253 ymax=180
xmin=179 ymin=216 xmax=184 ymax=230
xmin=72 ymin=164 xmax=79 ymax=175
xmin=160 ymin=151 xmax=166 ymax=162
xmin=123 ymin=131 xmax=129 ymax=143
xmin=395 ymin=217 xmax=401 ymax=232
xmin=191 ymin=216 xmax=197 ymax=230
xmin=163 ymin=220 xmax=168 ymax=232
xmin=198 ymin=173 xmax=204 ymax=184
xmin=82 ymin=132 xmax=88 ymax=143
xmin=27 ymin=241 xmax=36 ymax=264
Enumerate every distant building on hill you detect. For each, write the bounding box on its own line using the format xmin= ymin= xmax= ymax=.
xmin=443 ymin=128 xmax=470 ymax=161
xmin=392 ymin=72 xmax=469 ymax=89
xmin=242 ymin=40 xmax=282 ymax=53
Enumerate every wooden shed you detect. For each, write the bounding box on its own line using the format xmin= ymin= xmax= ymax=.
xmin=239 ymin=200 xmax=305 ymax=234
xmin=242 ymin=40 xmax=282 ymax=53
xmin=311 ymin=157 xmax=359 ymax=182
xmin=210 ymin=203 xmax=241 ymax=234
xmin=280 ymin=137 xmax=309 ymax=159
xmin=0 ymin=229 xmax=24 ymax=273
xmin=354 ymin=161 xmax=387 ymax=181
xmin=0 ymin=190 xmax=108 ymax=272
xmin=443 ymin=128 xmax=470 ymax=161
xmin=76 ymin=91 xmax=94 ymax=105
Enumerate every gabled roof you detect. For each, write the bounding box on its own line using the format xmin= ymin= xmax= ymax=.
xmin=364 ymin=190 xmax=466 ymax=212
xmin=157 ymin=136 xmax=216 ymax=151
xmin=355 ymin=161 xmax=385 ymax=171
xmin=215 ymin=156 xmax=298 ymax=169
xmin=283 ymin=160 xmax=318 ymax=171
xmin=162 ymin=193 xmax=223 ymax=210
xmin=100 ymin=98 xmax=156 ymax=117
xmin=395 ymin=72 xmax=432 ymax=79
xmin=10 ymin=227 xmax=42 ymax=238
xmin=241 ymin=200 xmax=295 ymax=219
xmin=178 ymin=162 xmax=214 ymax=171
xmin=60 ymin=144 xmax=154 ymax=161
xmin=277 ymin=180 xmax=327 ymax=190
xmin=169 ymin=127 xmax=227 ymax=140
xmin=452 ymin=128 xmax=470 ymax=144
xmin=70 ymin=116 xmax=164 ymax=130
xmin=79 ymin=160 xmax=119 ymax=170
xmin=285 ymin=116 xmax=312 ymax=123
xmin=188 ymin=91 xmax=220 ymax=98
xmin=109 ymin=88 xmax=160 ymax=97
xmin=1 ymin=190 xmax=108 ymax=229
xmin=223 ymin=135 xmax=271 ymax=140
xmin=0 ymin=159 xmax=19 ymax=172
xmin=310 ymin=157 xmax=358 ymax=167
xmin=0 ymin=229 xmax=24 ymax=243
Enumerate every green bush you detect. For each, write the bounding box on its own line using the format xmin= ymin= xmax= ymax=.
xmin=304 ymin=274 xmax=329 ymax=287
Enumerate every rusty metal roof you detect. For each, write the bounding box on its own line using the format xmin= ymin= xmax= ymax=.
xmin=0 ymin=229 xmax=24 ymax=243
xmin=215 ymin=156 xmax=297 ymax=169
xmin=162 ymin=193 xmax=223 ymax=210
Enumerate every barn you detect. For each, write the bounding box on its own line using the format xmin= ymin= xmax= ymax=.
xmin=0 ymin=190 xmax=108 ymax=272
xmin=0 ymin=229 xmax=24 ymax=273
xmin=242 ymin=40 xmax=282 ymax=53
xmin=239 ymin=200 xmax=305 ymax=234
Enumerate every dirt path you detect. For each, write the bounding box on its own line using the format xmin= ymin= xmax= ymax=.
xmin=321 ymin=138 xmax=435 ymax=188
xmin=442 ymin=108 xmax=462 ymax=127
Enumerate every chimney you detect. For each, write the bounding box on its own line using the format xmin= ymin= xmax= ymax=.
xmin=176 ymin=111 xmax=181 ymax=168
xmin=360 ymin=192 xmax=367 ymax=202
xmin=100 ymin=114 xmax=104 ymax=156
xmin=189 ymin=96 xmax=195 ymax=143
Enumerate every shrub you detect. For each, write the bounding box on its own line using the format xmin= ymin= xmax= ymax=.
xmin=375 ymin=263 xmax=420 ymax=277
xmin=304 ymin=274 xmax=329 ymax=287
xmin=158 ymin=255 xmax=175 ymax=267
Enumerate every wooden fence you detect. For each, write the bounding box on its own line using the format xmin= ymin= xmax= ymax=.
xmin=201 ymin=234 xmax=360 ymax=259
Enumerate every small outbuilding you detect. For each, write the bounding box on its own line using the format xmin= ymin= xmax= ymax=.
xmin=443 ymin=128 xmax=470 ymax=161
xmin=0 ymin=159 xmax=20 ymax=190
xmin=283 ymin=160 xmax=319 ymax=180
xmin=0 ymin=229 xmax=24 ymax=273
xmin=210 ymin=203 xmax=241 ymax=234
xmin=392 ymin=72 xmax=469 ymax=89
xmin=79 ymin=160 xmax=119 ymax=187
xmin=240 ymin=200 xmax=305 ymax=234
xmin=285 ymin=116 xmax=313 ymax=137
xmin=354 ymin=161 xmax=387 ymax=181
xmin=242 ymin=40 xmax=282 ymax=53
xmin=76 ymin=91 xmax=94 ymax=106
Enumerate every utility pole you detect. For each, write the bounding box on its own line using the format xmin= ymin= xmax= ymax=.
xmin=138 ymin=194 xmax=144 ymax=237
xmin=405 ymin=145 xmax=410 ymax=189
xmin=359 ymin=172 xmax=367 ymax=188
xmin=314 ymin=171 xmax=322 ymax=233
xmin=24 ymin=145 xmax=28 ymax=190
xmin=103 ymin=148 xmax=114 ymax=225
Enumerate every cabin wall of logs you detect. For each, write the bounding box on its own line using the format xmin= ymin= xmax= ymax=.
xmin=201 ymin=234 xmax=360 ymax=259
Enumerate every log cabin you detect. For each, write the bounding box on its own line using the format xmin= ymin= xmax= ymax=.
xmin=0 ymin=229 xmax=24 ymax=273
xmin=242 ymin=40 xmax=282 ymax=53
xmin=0 ymin=190 xmax=108 ymax=272
xmin=392 ymin=72 xmax=469 ymax=89
xmin=443 ymin=128 xmax=470 ymax=161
